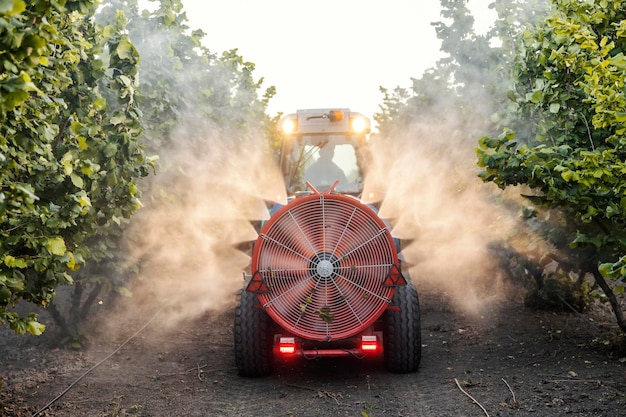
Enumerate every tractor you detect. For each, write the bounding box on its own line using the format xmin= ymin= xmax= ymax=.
xmin=234 ymin=108 xmax=421 ymax=377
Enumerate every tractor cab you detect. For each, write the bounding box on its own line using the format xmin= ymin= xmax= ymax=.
xmin=277 ymin=109 xmax=371 ymax=196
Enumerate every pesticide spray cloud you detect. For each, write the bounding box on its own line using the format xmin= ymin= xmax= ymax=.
xmin=356 ymin=0 xmax=559 ymax=315
xmin=110 ymin=32 xmax=287 ymax=332
xmin=364 ymin=113 xmax=517 ymax=315
xmin=123 ymin=115 xmax=285 ymax=330
xmin=98 ymin=0 xmax=551 ymax=337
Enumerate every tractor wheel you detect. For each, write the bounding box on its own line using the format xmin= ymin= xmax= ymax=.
xmin=383 ymin=283 xmax=421 ymax=373
xmin=234 ymin=288 xmax=274 ymax=377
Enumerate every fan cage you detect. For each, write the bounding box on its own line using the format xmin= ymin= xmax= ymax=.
xmin=251 ymin=193 xmax=399 ymax=341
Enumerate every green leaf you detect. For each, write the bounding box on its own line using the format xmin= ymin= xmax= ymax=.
xmin=93 ymin=97 xmax=107 ymax=111
xmin=609 ymin=52 xmax=626 ymax=70
xmin=45 ymin=237 xmax=67 ymax=256
xmin=103 ymin=143 xmax=117 ymax=157
xmin=561 ymin=169 xmax=574 ymax=181
xmin=614 ymin=112 xmax=626 ymax=122
xmin=5 ymin=277 xmax=26 ymax=291
xmin=77 ymin=136 xmax=88 ymax=151
xmin=317 ymin=305 xmax=334 ymax=323
xmin=549 ymin=103 xmax=561 ymax=113
xmin=0 ymin=287 xmax=11 ymax=302
xmin=0 ymin=0 xmax=26 ymax=15
xmin=66 ymin=252 xmax=81 ymax=271
xmin=70 ymin=172 xmax=84 ymax=188
xmin=14 ymin=184 xmax=38 ymax=204
xmin=599 ymin=262 xmax=618 ymax=278
xmin=116 ymin=38 xmax=135 ymax=60
xmin=110 ymin=114 xmax=126 ymax=125
xmin=571 ymin=233 xmax=603 ymax=248
xmin=76 ymin=192 xmax=91 ymax=208
xmin=4 ymin=255 xmax=27 ymax=268
xmin=0 ymin=0 xmax=14 ymax=13
xmin=61 ymin=152 xmax=74 ymax=175
xmin=530 ymin=90 xmax=543 ymax=103
xmin=2 ymin=89 xmax=29 ymax=110
xmin=80 ymin=163 xmax=95 ymax=175
xmin=26 ymin=320 xmax=46 ymax=336
xmin=10 ymin=320 xmax=27 ymax=335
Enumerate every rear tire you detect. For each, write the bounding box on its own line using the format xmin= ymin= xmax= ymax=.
xmin=234 ymin=288 xmax=274 ymax=377
xmin=383 ymin=283 xmax=421 ymax=373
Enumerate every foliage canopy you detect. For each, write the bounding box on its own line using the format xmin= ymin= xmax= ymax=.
xmin=1 ymin=0 xmax=275 ymax=338
xmin=375 ymin=0 xmax=626 ymax=330
xmin=476 ymin=0 xmax=626 ymax=329
xmin=0 ymin=0 xmax=152 ymax=334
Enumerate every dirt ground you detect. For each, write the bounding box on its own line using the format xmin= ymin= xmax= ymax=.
xmin=1 ymin=286 xmax=626 ymax=417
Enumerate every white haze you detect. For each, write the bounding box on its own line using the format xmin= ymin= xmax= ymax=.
xmin=121 ymin=114 xmax=287 ymax=329
xmin=108 ymin=0 xmax=542 ymax=334
xmin=365 ymin=120 xmax=519 ymax=315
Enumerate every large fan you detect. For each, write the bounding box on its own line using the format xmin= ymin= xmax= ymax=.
xmin=248 ymin=192 xmax=402 ymax=342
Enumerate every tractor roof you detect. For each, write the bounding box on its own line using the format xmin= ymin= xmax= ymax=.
xmin=278 ymin=108 xmax=370 ymax=140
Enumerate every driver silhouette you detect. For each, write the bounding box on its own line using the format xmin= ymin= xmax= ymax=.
xmin=304 ymin=145 xmax=348 ymax=187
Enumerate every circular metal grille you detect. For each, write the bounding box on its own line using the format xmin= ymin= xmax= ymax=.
xmin=252 ymin=193 xmax=398 ymax=341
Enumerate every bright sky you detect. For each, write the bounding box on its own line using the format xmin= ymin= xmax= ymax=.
xmin=181 ymin=0 xmax=496 ymax=124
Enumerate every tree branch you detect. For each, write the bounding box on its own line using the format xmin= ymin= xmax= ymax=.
xmin=592 ymin=268 xmax=626 ymax=333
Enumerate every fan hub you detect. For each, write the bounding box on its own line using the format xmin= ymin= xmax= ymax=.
xmin=310 ymin=252 xmax=339 ymax=283
xmin=316 ymin=259 xmax=335 ymax=278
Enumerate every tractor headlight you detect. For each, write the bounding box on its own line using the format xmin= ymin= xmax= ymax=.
xmin=279 ymin=116 xmax=297 ymax=135
xmin=281 ymin=118 xmax=296 ymax=134
xmin=350 ymin=115 xmax=370 ymax=134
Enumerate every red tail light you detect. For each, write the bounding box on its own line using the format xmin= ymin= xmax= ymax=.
xmin=361 ymin=335 xmax=378 ymax=352
xmin=278 ymin=337 xmax=296 ymax=354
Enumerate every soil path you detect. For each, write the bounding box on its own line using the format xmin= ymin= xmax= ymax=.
xmin=1 ymin=290 xmax=625 ymax=417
